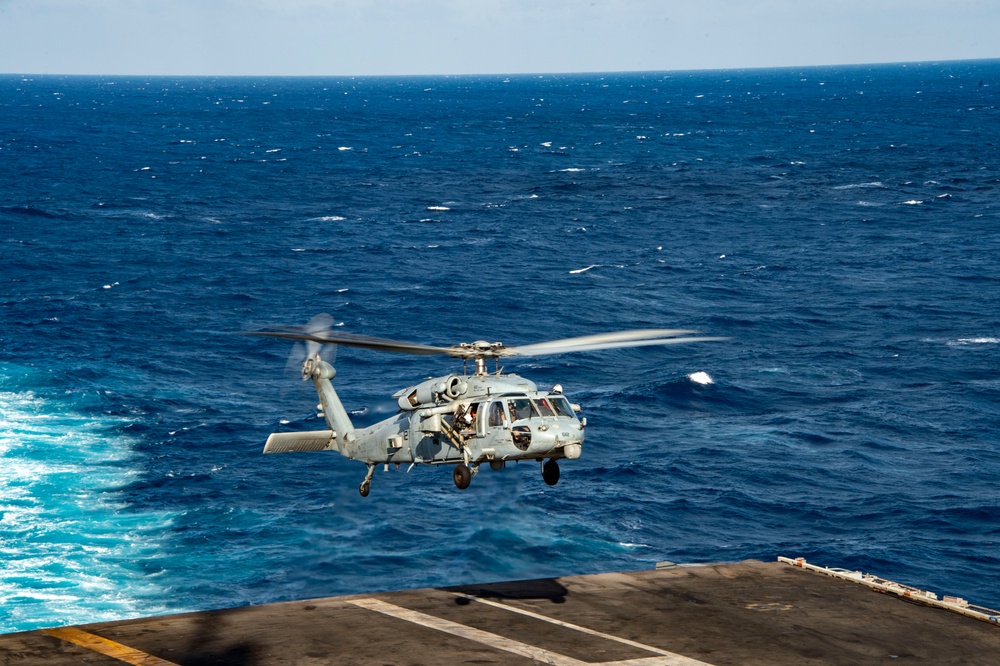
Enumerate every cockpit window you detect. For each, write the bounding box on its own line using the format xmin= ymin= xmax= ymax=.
xmin=549 ymin=396 xmax=576 ymax=417
xmin=534 ymin=398 xmax=555 ymax=416
xmin=506 ymin=398 xmax=538 ymax=421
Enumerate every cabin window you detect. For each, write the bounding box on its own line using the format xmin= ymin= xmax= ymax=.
xmin=456 ymin=402 xmax=480 ymax=434
xmin=512 ymin=425 xmax=531 ymax=450
xmin=488 ymin=401 xmax=507 ymax=426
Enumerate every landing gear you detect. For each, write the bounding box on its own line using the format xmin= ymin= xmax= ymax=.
xmin=453 ymin=463 xmax=472 ymax=490
xmin=359 ymin=463 xmax=375 ymax=497
xmin=542 ymin=459 xmax=560 ymax=486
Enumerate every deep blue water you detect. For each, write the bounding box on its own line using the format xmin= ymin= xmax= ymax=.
xmin=1 ymin=61 xmax=999 ymax=634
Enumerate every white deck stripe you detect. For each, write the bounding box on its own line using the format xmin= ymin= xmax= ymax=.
xmin=349 ymin=597 xmax=714 ymax=666
xmin=349 ymin=598 xmax=586 ymax=665
xmin=604 ymin=654 xmax=705 ymax=666
xmin=457 ymin=594 xmax=712 ymax=664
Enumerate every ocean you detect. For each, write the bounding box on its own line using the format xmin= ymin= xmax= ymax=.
xmin=1 ymin=61 xmax=998 ymax=634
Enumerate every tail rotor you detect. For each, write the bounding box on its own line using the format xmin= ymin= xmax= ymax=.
xmin=281 ymin=314 xmax=338 ymax=396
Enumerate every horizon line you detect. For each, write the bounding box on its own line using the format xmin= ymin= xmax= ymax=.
xmin=4 ymin=56 xmax=1000 ymax=80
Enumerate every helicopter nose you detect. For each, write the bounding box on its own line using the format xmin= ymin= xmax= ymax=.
xmin=528 ymin=426 xmax=557 ymax=454
xmin=529 ymin=423 xmax=582 ymax=454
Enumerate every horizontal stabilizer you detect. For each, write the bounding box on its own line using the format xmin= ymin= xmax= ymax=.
xmin=264 ymin=430 xmax=336 ymax=454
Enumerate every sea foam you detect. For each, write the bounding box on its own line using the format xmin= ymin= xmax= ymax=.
xmin=0 ymin=372 xmax=175 ymax=633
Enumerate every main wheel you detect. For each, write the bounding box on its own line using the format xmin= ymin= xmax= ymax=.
xmin=453 ymin=463 xmax=472 ymax=490
xmin=542 ymin=459 xmax=560 ymax=486
xmin=359 ymin=480 xmax=371 ymax=497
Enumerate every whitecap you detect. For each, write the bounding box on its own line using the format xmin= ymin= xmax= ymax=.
xmin=559 ymin=168 xmax=586 ymax=172
xmin=569 ymin=265 xmax=598 ymax=274
xmin=309 ymin=216 xmax=346 ymax=222
xmin=947 ymin=337 xmax=999 ymax=346
xmin=426 ymin=206 xmax=450 ymax=211
xmin=688 ymin=371 xmax=714 ymax=385
xmin=901 ymin=200 xmax=923 ymax=205
xmin=338 ymin=146 xmax=353 ymax=151
xmin=832 ymin=181 xmax=884 ymax=190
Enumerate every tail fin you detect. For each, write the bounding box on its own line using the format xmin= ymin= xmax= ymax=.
xmin=302 ymin=358 xmax=357 ymax=455
xmin=264 ymin=356 xmax=356 ymax=456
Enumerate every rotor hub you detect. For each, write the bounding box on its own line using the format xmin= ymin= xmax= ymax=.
xmin=302 ymin=355 xmax=318 ymax=380
xmin=459 ymin=340 xmax=504 ymax=359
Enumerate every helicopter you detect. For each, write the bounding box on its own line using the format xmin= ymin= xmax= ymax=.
xmin=247 ymin=318 xmax=725 ymax=497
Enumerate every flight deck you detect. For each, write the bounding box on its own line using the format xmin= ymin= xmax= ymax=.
xmin=1 ymin=558 xmax=998 ymax=665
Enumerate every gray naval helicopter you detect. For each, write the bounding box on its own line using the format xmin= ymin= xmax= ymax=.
xmin=248 ymin=317 xmax=724 ymax=497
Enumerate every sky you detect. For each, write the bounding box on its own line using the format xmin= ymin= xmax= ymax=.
xmin=0 ymin=0 xmax=997 ymax=76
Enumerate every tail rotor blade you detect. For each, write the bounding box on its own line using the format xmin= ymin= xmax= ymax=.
xmin=303 ymin=313 xmax=335 ymax=359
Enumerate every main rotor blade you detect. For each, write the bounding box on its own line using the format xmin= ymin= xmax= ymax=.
xmin=245 ymin=330 xmax=453 ymax=356
xmin=506 ymin=336 xmax=730 ymax=356
xmin=247 ymin=326 xmax=727 ymax=359
xmin=505 ymin=329 xmax=703 ymax=356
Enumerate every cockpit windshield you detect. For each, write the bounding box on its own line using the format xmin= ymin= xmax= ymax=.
xmin=503 ymin=395 xmax=576 ymax=421
xmin=549 ymin=396 xmax=576 ymax=418
xmin=534 ymin=397 xmax=555 ymax=416
xmin=506 ymin=398 xmax=538 ymax=421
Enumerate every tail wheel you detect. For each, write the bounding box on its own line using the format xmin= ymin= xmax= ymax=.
xmin=359 ymin=480 xmax=371 ymax=497
xmin=542 ymin=459 xmax=560 ymax=486
xmin=453 ymin=463 xmax=472 ymax=490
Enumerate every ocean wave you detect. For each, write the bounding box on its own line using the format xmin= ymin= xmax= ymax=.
xmin=832 ymin=182 xmax=885 ymax=190
xmin=0 ymin=366 xmax=175 ymax=633
xmin=947 ymin=337 xmax=999 ymax=346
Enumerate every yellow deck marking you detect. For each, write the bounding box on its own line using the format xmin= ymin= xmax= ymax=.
xmin=41 ymin=627 xmax=179 ymax=666
xmin=350 ymin=597 xmax=713 ymax=666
